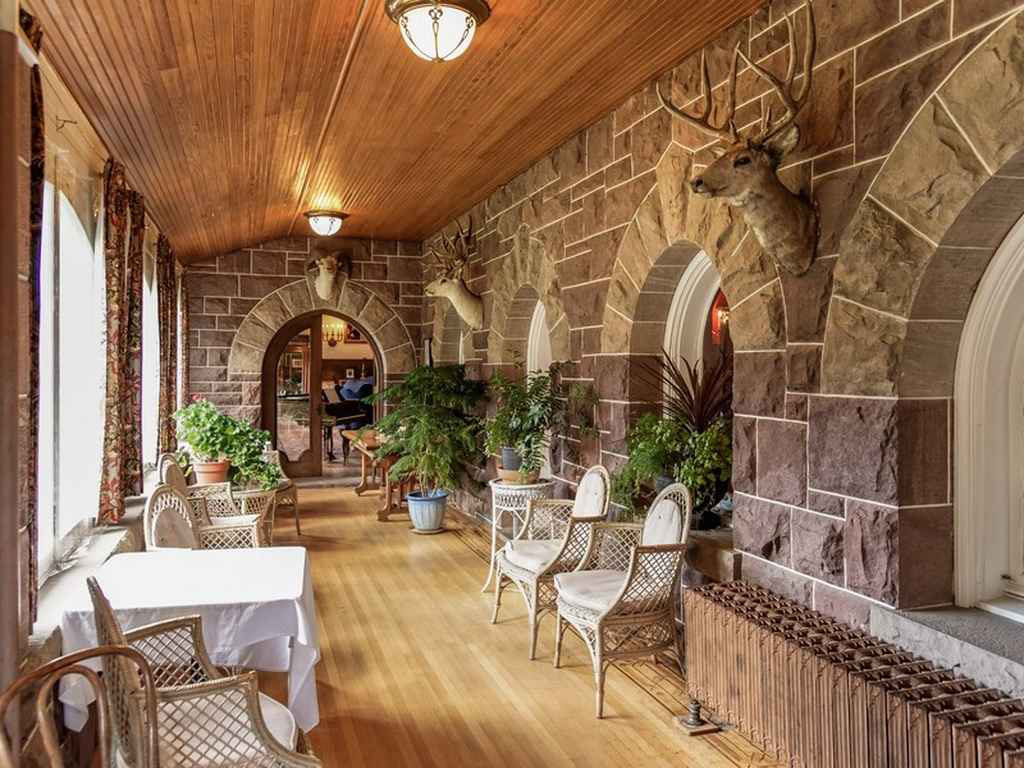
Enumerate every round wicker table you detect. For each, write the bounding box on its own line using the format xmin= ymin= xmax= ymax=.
xmin=481 ymin=479 xmax=555 ymax=592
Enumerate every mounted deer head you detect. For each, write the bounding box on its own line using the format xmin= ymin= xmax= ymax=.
xmin=425 ymin=219 xmax=484 ymax=330
xmin=306 ymin=246 xmax=352 ymax=302
xmin=659 ymin=2 xmax=819 ymax=276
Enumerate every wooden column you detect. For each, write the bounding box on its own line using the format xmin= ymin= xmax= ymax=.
xmin=0 ymin=0 xmax=21 ymax=742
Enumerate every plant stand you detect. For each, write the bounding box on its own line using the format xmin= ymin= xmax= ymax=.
xmin=481 ymin=479 xmax=554 ymax=593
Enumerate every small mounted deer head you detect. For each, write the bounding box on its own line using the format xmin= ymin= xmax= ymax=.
xmin=425 ymin=219 xmax=484 ymax=330
xmin=306 ymin=246 xmax=352 ymax=302
xmin=659 ymin=2 xmax=819 ymax=276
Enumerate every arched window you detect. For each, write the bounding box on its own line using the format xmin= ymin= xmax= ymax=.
xmin=663 ymin=250 xmax=722 ymax=367
xmin=527 ymin=300 xmax=553 ymax=374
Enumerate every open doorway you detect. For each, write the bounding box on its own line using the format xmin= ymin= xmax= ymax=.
xmin=261 ymin=310 xmax=381 ymax=479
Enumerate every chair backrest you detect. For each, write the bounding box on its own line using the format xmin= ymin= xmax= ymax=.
xmin=641 ymin=483 xmax=692 ymax=546
xmin=160 ymin=454 xmax=189 ymax=493
xmin=86 ymin=578 xmax=157 ymax=767
xmin=571 ymin=465 xmax=611 ymax=521
xmin=144 ymin=484 xmax=198 ymax=550
xmin=236 ymin=488 xmax=276 ymax=518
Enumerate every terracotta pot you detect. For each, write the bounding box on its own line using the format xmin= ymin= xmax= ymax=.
xmin=194 ymin=460 xmax=230 ymax=485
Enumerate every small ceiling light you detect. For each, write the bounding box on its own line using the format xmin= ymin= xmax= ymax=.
xmin=304 ymin=210 xmax=348 ymax=237
xmin=386 ymin=0 xmax=490 ymax=62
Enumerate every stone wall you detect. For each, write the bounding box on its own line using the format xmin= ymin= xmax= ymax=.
xmin=184 ymin=236 xmax=423 ymax=423
xmin=424 ymin=0 xmax=1024 ymax=626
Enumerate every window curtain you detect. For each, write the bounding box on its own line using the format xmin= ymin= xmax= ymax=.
xmin=180 ymin=278 xmax=190 ymax=408
xmin=98 ymin=160 xmax=132 ymax=522
xmin=124 ymin=192 xmax=144 ymax=492
xmin=20 ymin=9 xmax=44 ymax=622
xmin=157 ymin=234 xmax=178 ymax=454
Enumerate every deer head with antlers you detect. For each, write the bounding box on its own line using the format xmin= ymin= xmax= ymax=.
xmin=425 ymin=219 xmax=484 ymax=330
xmin=659 ymin=2 xmax=819 ymax=276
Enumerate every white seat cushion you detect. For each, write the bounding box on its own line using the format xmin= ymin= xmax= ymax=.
xmin=116 ymin=692 xmax=297 ymax=766
xmin=502 ymin=540 xmax=561 ymax=572
xmin=642 ymin=497 xmax=683 ymax=545
xmin=206 ymin=513 xmax=262 ymax=528
xmin=572 ymin=470 xmax=607 ymax=520
xmin=555 ymin=569 xmax=628 ymax=612
xmin=150 ymin=506 xmax=196 ymax=550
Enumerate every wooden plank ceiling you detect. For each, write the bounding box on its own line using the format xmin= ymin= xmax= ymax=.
xmin=27 ymin=0 xmax=765 ymax=261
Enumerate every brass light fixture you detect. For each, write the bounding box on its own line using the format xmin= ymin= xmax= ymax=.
xmin=323 ymin=318 xmax=347 ymax=347
xmin=385 ymin=0 xmax=490 ymax=62
xmin=304 ymin=210 xmax=348 ymax=237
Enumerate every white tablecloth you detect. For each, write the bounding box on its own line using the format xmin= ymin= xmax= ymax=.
xmin=60 ymin=547 xmax=321 ymax=731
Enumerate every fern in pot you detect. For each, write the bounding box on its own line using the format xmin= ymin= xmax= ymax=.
xmin=372 ymin=365 xmax=487 ymax=533
xmin=485 ymin=370 xmax=557 ymax=484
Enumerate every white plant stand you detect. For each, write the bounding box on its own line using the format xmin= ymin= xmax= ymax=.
xmin=481 ymin=479 xmax=554 ymax=592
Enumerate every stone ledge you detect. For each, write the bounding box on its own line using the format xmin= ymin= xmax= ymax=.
xmin=871 ymin=605 xmax=1024 ymax=698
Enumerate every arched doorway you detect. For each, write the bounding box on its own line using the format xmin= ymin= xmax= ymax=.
xmin=663 ymin=249 xmax=730 ymax=369
xmin=261 ymin=310 xmax=383 ymax=478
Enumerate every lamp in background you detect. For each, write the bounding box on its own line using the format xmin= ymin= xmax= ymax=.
xmin=386 ymin=0 xmax=490 ymax=62
xmin=304 ymin=210 xmax=348 ymax=237
xmin=323 ymin=318 xmax=347 ymax=348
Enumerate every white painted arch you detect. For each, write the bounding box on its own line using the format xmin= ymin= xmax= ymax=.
xmin=663 ymin=250 xmax=720 ymax=366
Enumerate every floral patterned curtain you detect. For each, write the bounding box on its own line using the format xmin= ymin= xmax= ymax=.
xmin=180 ymin=277 xmax=191 ymax=409
xmin=98 ymin=160 xmax=130 ymax=522
xmin=157 ymin=234 xmax=178 ymax=453
xmin=20 ymin=8 xmax=44 ymax=622
xmin=123 ymin=192 xmax=145 ymax=495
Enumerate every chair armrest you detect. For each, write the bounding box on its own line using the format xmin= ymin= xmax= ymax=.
xmin=542 ymin=517 xmax=596 ymax=576
xmin=606 ymin=543 xmax=687 ymax=617
xmin=155 ymin=672 xmax=320 ymax=766
xmin=197 ymin=521 xmax=263 ymax=549
xmin=124 ymin=615 xmax=221 ymax=687
xmin=519 ymin=499 xmax=574 ymax=541
xmin=580 ymin=522 xmax=643 ymax=572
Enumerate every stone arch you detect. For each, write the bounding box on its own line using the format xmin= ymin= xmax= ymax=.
xmin=227 ymin=277 xmax=417 ymax=401
xmin=823 ymin=12 xmax=1024 ymax=399
xmin=487 ymin=224 xmax=570 ymax=366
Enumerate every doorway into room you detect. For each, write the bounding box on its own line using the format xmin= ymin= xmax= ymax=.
xmin=261 ymin=311 xmax=381 ymax=479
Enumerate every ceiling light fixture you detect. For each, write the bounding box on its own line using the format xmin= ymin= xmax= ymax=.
xmin=304 ymin=210 xmax=348 ymax=237
xmin=385 ymin=0 xmax=490 ymax=62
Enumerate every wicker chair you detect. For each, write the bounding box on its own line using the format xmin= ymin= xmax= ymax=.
xmin=234 ymin=487 xmax=279 ymax=546
xmin=0 ymin=645 xmax=160 ymax=768
xmin=87 ymin=577 xmax=318 ymax=766
xmin=491 ymin=465 xmax=611 ymax=660
xmin=159 ymin=452 xmax=241 ymax=520
xmin=144 ymin=483 xmax=266 ymax=550
xmin=553 ymin=483 xmax=692 ymax=718
xmin=265 ymin=445 xmax=301 ymax=535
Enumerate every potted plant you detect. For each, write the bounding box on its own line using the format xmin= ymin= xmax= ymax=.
xmin=372 ymin=365 xmax=487 ymax=533
xmin=226 ymin=419 xmax=283 ymax=491
xmin=174 ymin=399 xmax=235 ymax=484
xmin=485 ymin=370 xmax=557 ymax=484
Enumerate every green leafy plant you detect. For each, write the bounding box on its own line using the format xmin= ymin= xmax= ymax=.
xmin=174 ymin=400 xmax=281 ymax=490
xmin=371 ymin=365 xmax=487 ymax=493
xmin=610 ymin=412 xmax=691 ymax=518
xmin=485 ymin=370 xmax=558 ymax=476
xmin=676 ymin=418 xmax=732 ymax=517
xmin=227 ymin=420 xmax=282 ymax=491
xmin=174 ymin=400 xmax=234 ymax=461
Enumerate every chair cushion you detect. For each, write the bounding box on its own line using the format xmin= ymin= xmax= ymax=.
xmin=150 ymin=506 xmax=196 ymax=550
xmin=642 ymin=497 xmax=684 ymax=545
xmin=502 ymin=540 xmax=561 ymax=572
xmin=554 ymin=569 xmax=628 ymax=612
xmin=572 ymin=470 xmax=607 ymax=520
xmin=116 ymin=692 xmax=297 ymax=766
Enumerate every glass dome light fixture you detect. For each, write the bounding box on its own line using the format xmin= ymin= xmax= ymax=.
xmin=303 ymin=210 xmax=348 ymax=237
xmin=385 ymin=0 xmax=491 ymax=62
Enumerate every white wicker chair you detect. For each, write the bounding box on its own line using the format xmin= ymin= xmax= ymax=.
xmin=553 ymin=483 xmax=692 ymax=718
xmin=491 ymin=466 xmax=611 ymax=659
xmin=234 ymin=488 xmax=278 ymax=546
xmin=144 ymin=484 xmax=265 ymax=551
xmin=87 ymin=577 xmax=318 ymax=766
xmin=159 ymin=452 xmax=240 ymax=520
xmin=265 ymin=446 xmax=300 ymax=535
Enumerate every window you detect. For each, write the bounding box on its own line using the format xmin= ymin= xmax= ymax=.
xmin=141 ymin=234 xmax=160 ymax=471
xmin=36 ymin=178 xmax=106 ymax=582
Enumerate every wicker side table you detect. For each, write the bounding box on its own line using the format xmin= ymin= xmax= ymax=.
xmin=481 ymin=479 xmax=555 ymax=592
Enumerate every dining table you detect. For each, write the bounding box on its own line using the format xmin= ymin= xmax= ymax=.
xmin=59 ymin=546 xmax=321 ymax=733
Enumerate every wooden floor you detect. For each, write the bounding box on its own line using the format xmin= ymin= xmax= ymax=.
xmin=270 ymin=487 xmax=774 ymax=768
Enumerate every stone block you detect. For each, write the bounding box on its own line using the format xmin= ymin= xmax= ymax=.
xmin=587 ymin=114 xmax=614 ymax=173
xmin=190 ymin=366 xmax=228 ymax=382
xmin=261 ymin=236 xmax=308 ymax=252
xmin=251 ymin=251 xmax=286 ymax=275
xmin=733 ymin=416 xmax=757 ymax=495
xmin=198 ymin=330 xmax=235 ymax=349
xmin=899 ymin=505 xmax=954 ymax=607
xmin=562 ymin=279 xmax=610 ymax=328
xmin=218 ymin=251 xmax=250 ymax=274
xmin=384 ymin=343 xmax=416 ymax=375
xmin=943 ymin=176 xmax=1024 ymax=250
xmin=359 ymin=295 xmax=394 ymax=333
xmin=786 ymin=393 xmax=809 ymax=421
xmin=277 ymin=280 xmax=314 ymax=317
xmin=787 ymin=345 xmax=822 ymax=393
xmin=631 ymin=109 xmax=672 ymax=176
xmin=856 ymin=2 xmax=951 ymax=83
xmin=204 ymin=297 xmax=230 ymax=315
xmin=910 ymin=246 xmax=992 ymax=321
xmin=898 ymin=398 xmax=950 ymax=507
xmin=387 ymin=256 xmax=421 ymax=283
xmin=807 ymin=489 xmax=845 ymax=519
xmin=339 ymin=280 xmax=372 ymax=316
xmin=231 ymin=298 xmax=258 ymax=316
xmin=217 ymin=315 xmax=242 ymax=331
xmin=733 ymin=351 xmax=786 ymax=418
xmin=716 ymin=234 xmax=776 ymax=307
xmin=252 ymin=292 xmax=293 ymax=332
xmin=791 ymin=509 xmax=844 ymax=585
xmin=821 ymin=299 xmax=905 ymax=397
xmin=814 ymin=582 xmax=872 ymax=629
xmin=375 ymin=317 xmax=407 ymax=351
xmin=233 ymin=318 xmax=273 ymax=350
xmin=606 ymin=171 xmax=656 ymax=230
xmin=739 ymin=553 xmax=812 ymax=607
xmin=816 ymin=161 xmax=883 ymax=259
xmin=730 ymin=280 xmax=786 ymax=351
xmin=808 ymin=396 xmax=898 ymax=505
xmin=186 ymin=273 xmax=238 ymax=298
xmin=845 ymin=501 xmax=899 ymax=604
xmin=190 ymin=314 xmax=216 ymax=330
xmin=734 ymin=494 xmax=791 ymax=565
xmin=900 ymin=321 xmax=962 ymax=398
xmin=757 ymin=420 xmax=807 ymax=507
xmin=238 ymin=275 xmax=292 ymax=299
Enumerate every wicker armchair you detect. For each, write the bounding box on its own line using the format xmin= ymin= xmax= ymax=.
xmin=553 ymin=483 xmax=692 ymax=718
xmin=87 ymin=577 xmax=318 ymax=766
xmin=265 ymin=445 xmax=301 ymax=535
xmin=234 ymin=487 xmax=279 ymax=546
xmin=491 ymin=465 xmax=611 ymax=659
xmin=144 ymin=483 xmax=265 ymax=550
xmin=0 ymin=645 xmax=160 ymax=768
xmin=159 ymin=452 xmax=240 ymax=520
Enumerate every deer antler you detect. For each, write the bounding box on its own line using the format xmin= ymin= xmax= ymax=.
xmin=657 ymin=48 xmax=740 ymax=144
xmin=428 ymin=218 xmax=475 ymax=278
xmin=740 ymin=2 xmax=816 ymax=146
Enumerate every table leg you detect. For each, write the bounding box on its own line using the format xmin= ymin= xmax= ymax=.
xmin=354 ymin=451 xmax=371 ymax=495
xmin=377 ymin=469 xmax=395 ymax=521
xmin=480 ymin=509 xmax=499 ymax=592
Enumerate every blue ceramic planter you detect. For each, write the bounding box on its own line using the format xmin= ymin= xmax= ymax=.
xmin=407 ymin=489 xmax=449 ymax=534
